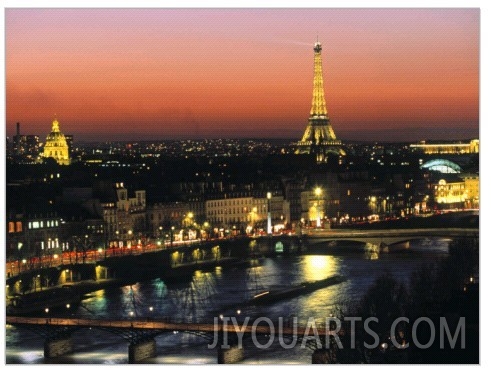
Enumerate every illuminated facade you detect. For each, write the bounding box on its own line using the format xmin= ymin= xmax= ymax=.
xmin=205 ymin=194 xmax=290 ymax=230
xmin=431 ymin=171 xmax=479 ymax=209
xmin=463 ymin=175 xmax=479 ymax=208
xmin=42 ymin=118 xmax=71 ymax=165
xmin=296 ymin=40 xmax=345 ymax=162
xmin=410 ymin=139 xmax=479 ymax=154
xmin=434 ymin=179 xmax=465 ymax=205
xmin=300 ymin=190 xmax=326 ymax=226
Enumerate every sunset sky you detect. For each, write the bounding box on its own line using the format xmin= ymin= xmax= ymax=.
xmin=5 ymin=8 xmax=479 ymax=142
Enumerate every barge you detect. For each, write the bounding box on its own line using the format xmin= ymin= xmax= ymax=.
xmin=249 ymin=274 xmax=346 ymax=305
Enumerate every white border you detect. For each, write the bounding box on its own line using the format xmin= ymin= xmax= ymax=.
xmin=1 ymin=2 xmax=487 ymax=368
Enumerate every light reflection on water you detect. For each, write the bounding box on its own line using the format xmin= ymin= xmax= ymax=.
xmin=6 ymin=238 xmax=450 ymax=364
xmin=302 ymin=255 xmax=339 ymax=281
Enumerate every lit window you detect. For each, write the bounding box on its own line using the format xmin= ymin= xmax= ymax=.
xmin=8 ymin=222 xmax=15 ymax=233
xmin=32 ymin=221 xmax=40 ymax=229
xmin=16 ymin=222 xmax=22 ymax=232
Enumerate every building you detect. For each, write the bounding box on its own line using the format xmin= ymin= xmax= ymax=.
xmin=431 ymin=173 xmax=479 ymax=210
xmin=146 ymin=202 xmax=191 ymax=236
xmin=12 ymin=122 xmax=41 ymax=163
xmin=300 ymin=189 xmax=326 ymax=227
xmin=462 ymin=174 xmax=479 ymax=208
xmin=282 ymin=176 xmax=307 ymax=222
xmin=433 ymin=177 xmax=465 ymax=207
xmin=14 ymin=134 xmax=41 ymax=162
xmin=187 ymin=195 xmax=207 ymax=224
xmin=296 ymin=40 xmax=345 ymax=162
xmin=42 ymin=117 xmax=71 ymax=165
xmin=410 ymin=139 xmax=479 ymax=154
xmin=65 ymin=135 xmax=74 ymax=158
xmin=6 ymin=207 xmax=65 ymax=268
xmin=421 ymin=159 xmax=463 ymax=173
xmin=61 ymin=182 xmax=148 ymax=247
xmin=205 ymin=193 xmax=290 ymax=234
xmin=109 ymin=182 xmax=147 ymax=239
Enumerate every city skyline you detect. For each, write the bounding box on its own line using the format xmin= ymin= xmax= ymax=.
xmin=6 ymin=8 xmax=479 ymax=142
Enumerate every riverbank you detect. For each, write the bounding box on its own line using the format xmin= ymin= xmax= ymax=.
xmin=6 ymin=278 xmax=136 ymax=316
xmin=6 ymin=256 xmax=255 ymax=316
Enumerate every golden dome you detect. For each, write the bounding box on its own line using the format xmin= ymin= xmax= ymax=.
xmin=42 ymin=117 xmax=70 ymax=165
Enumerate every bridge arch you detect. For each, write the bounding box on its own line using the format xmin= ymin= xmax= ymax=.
xmin=306 ymin=236 xmax=459 ymax=254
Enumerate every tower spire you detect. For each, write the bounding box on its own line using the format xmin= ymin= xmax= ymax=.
xmin=52 ymin=114 xmax=60 ymax=132
xmin=310 ymin=40 xmax=329 ymax=120
xmin=296 ymin=40 xmax=345 ymax=162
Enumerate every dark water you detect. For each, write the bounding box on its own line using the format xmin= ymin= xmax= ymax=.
xmin=5 ymin=238 xmax=450 ymax=364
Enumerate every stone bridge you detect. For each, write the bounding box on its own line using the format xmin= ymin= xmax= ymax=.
xmin=304 ymin=228 xmax=478 ymax=253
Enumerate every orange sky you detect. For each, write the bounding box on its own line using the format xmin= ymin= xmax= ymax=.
xmin=6 ymin=8 xmax=479 ymax=141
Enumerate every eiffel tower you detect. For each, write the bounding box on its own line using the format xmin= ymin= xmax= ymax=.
xmin=296 ymin=40 xmax=345 ymax=162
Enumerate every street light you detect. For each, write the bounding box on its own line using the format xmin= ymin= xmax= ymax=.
xmin=114 ymin=230 xmax=120 ymax=256
xmin=267 ymin=192 xmax=272 ymax=235
xmin=127 ymin=230 xmax=133 ymax=252
xmin=251 ymin=207 xmax=258 ymax=235
xmin=203 ymin=222 xmax=210 ymax=240
xmin=17 ymin=242 xmax=23 ymax=273
xmin=170 ymin=226 xmax=175 ymax=247
xmin=82 ymin=234 xmax=89 ymax=264
xmin=315 ymin=187 xmax=322 ymax=228
xmin=184 ymin=212 xmax=194 ymax=228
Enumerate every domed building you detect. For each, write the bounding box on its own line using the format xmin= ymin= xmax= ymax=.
xmin=42 ymin=117 xmax=71 ymax=165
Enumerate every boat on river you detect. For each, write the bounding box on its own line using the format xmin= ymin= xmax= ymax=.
xmin=248 ymin=274 xmax=346 ymax=305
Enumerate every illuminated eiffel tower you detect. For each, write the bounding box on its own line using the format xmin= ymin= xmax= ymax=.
xmin=296 ymin=40 xmax=345 ymax=162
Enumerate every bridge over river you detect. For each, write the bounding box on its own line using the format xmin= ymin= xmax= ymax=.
xmin=6 ymin=315 xmax=342 ymax=364
xmin=304 ymin=228 xmax=478 ymax=253
xmin=6 ymin=226 xmax=477 ymax=299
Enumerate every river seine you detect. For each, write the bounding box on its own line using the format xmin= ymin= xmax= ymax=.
xmin=6 ymin=238 xmax=450 ymax=364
